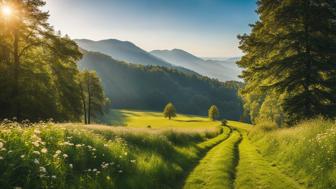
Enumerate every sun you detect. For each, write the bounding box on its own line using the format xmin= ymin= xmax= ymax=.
xmin=1 ymin=5 xmax=12 ymax=16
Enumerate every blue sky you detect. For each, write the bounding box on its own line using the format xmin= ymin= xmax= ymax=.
xmin=45 ymin=0 xmax=258 ymax=57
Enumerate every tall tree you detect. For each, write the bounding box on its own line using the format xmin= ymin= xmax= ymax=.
xmin=79 ymin=71 xmax=107 ymax=124
xmin=0 ymin=0 xmax=83 ymax=121
xmin=238 ymin=0 xmax=336 ymax=124
xmin=163 ymin=102 xmax=177 ymax=120
xmin=208 ymin=105 xmax=219 ymax=121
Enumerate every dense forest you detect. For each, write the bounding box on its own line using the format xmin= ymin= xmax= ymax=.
xmin=0 ymin=0 xmax=106 ymax=122
xmin=79 ymin=50 xmax=244 ymax=120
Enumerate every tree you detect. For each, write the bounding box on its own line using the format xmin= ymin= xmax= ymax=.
xmin=79 ymin=71 xmax=107 ymax=124
xmin=238 ymin=0 xmax=336 ymax=124
xmin=208 ymin=105 xmax=219 ymax=121
xmin=163 ymin=102 xmax=176 ymax=120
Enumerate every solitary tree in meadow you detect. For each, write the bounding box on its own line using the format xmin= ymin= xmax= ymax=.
xmin=163 ymin=102 xmax=176 ymax=120
xmin=208 ymin=105 xmax=219 ymax=121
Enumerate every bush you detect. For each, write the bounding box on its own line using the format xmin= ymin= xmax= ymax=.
xmin=221 ymin=119 xmax=228 ymax=126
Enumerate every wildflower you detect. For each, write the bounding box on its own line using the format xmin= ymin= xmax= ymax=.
xmin=124 ymin=152 xmax=128 ymax=156
xmin=33 ymin=151 xmax=40 ymax=155
xmin=14 ymin=187 xmax=22 ymax=189
xmin=93 ymin=168 xmax=97 ymax=172
xmin=0 ymin=156 xmax=3 ymax=160
xmin=0 ymin=142 xmax=3 ymax=149
xmin=118 ymin=170 xmax=123 ymax=173
xmin=34 ymin=159 xmax=39 ymax=164
xmin=63 ymin=154 xmax=68 ymax=158
xmin=39 ymin=166 xmax=47 ymax=173
xmin=41 ymin=148 xmax=48 ymax=153
xmin=51 ymin=175 xmax=57 ymax=179
xmin=20 ymin=155 xmax=25 ymax=159
xmin=130 ymin=160 xmax=136 ymax=163
xmin=32 ymin=141 xmax=40 ymax=147
xmin=69 ymin=164 xmax=73 ymax=168
xmin=104 ymin=144 xmax=108 ymax=147
xmin=34 ymin=129 xmax=41 ymax=134
xmin=106 ymin=176 xmax=111 ymax=180
xmin=55 ymin=150 xmax=61 ymax=154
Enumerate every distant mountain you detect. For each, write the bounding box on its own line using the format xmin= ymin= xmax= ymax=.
xmin=150 ymin=49 xmax=242 ymax=81
xmin=75 ymin=39 xmax=195 ymax=74
xmin=78 ymin=50 xmax=244 ymax=120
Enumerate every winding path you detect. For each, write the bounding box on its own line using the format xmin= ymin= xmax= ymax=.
xmin=182 ymin=125 xmax=305 ymax=189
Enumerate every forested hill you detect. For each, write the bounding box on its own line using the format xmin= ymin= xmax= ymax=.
xmin=78 ymin=50 xmax=244 ymax=120
xmin=75 ymin=39 xmax=196 ymax=75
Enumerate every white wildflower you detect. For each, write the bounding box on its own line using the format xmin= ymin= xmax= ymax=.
xmin=41 ymin=148 xmax=48 ymax=154
xmin=39 ymin=166 xmax=47 ymax=173
xmin=0 ymin=156 xmax=3 ymax=160
xmin=0 ymin=142 xmax=3 ymax=149
xmin=34 ymin=159 xmax=39 ymax=164
xmin=33 ymin=151 xmax=40 ymax=155
xmin=69 ymin=164 xmax=73 ymax=168
xmin=20 ymin=155 xmax=25 ymax=159
xmin=63 ymin=154 xmax=68 ymax=158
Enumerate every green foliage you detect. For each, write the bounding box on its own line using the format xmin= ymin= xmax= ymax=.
xmin=163 ymin=102 xmax=177 ymax=120
xmin=79 ymin=71 xmax=107 ymax=124
xmin=0 ymin=0 xmax=84 ymax=121
xmin=238 ymin=0 xmax=336 ymax=124
xmin=79 ymin=50 xmax=244 ymax=121
xmin=208 ymin=105 xmax=219 ymax=121
xmin=0 ymin=121 xmax=227 ymax=189
xmin=250 ymin=118 xmax=336 ymax=188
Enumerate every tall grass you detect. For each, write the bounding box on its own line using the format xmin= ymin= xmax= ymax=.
xmin=0 ymin=120 xmax=223 ymax=189
xmin=249 ymin=118 xmax=336 ymax=189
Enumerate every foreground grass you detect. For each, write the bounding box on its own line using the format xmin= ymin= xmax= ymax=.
xmin=0 ymin=120 xmax=226 ymax=189
xmin=98 ymin=109 xmax=221 ymax=129
xmin=234 ymin=132 xmax=304 ymax=189
xmin=183 ymin=130 xmax=242 ymax=189
xmin=250 ymin=118 xmax=336 ymax=189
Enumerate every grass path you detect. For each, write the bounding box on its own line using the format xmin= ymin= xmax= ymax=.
xmin=234 ymin=131 xmax=304 ymax=189
xmin=182 ymin=126 xmax=305 ymax=189
xmin=183 ymin=130 xmax=242 ymax=189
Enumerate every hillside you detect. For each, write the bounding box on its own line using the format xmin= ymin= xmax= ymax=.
xmin=150 ymin=49 xmax=242 ymax=81
xmin=75 ymin=39 xmax=195 ymax=75
xmin=78 ymin=50 xmax=244 ymax=120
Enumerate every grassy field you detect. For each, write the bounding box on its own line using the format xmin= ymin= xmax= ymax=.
xmin=98 ymin=109 xmax=222 ymax=129
xmin=249 ymin=118 xmax=336 ymax=189
xmin=0 ymin=110 xmax=229 ymax=189
xmin=2 ymin=109 xmax=331 ymax=189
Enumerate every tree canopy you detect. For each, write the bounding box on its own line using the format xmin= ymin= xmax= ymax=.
xmin=0 ymin=0 xmax=104 ymax=122
xmin=163 ymin=103 xmax=177 ymax=120
xmin=238 ymin=0 xmax=336 ymax=125
xmin=208 ymin=105 xmax=219 ymax=121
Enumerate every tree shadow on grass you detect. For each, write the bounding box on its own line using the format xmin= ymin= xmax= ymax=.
xmin=97 ymin=109 xmax=128 ymax=126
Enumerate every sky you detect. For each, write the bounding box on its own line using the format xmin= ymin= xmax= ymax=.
xmin=44 ymin=0 xmax=258 ymax=57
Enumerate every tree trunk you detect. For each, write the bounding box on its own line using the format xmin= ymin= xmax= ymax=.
xmin=87 ymin=76 xmax=91 ymax=124
xmin=79 ymin=83 xmax=87 ymax=124
xmin=13 ymin=30 xmax=20 ymax=120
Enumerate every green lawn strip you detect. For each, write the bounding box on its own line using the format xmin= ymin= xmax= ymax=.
xmin=183 ymin=131 xmax=242 ymax=189
xmin=197 ymin=126 xmax=232 ymax=150
xmin=234 ymin=132 xmax=305 ymax=189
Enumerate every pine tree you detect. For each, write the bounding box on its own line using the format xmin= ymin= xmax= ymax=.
xmin=238 ymin=0 xmax=336 ymax=124
xmin=208 ymin=105 xmax=219 ymax=121
xmin=163 ymin=102 xmax=176 ymax=120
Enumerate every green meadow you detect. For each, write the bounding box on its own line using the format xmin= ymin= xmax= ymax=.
xmin=1 ymin=110 xmax=334 ymax=188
